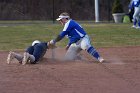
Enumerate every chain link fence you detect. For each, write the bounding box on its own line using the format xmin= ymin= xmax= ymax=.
xmin=0 ymin=0 xmax=130 ymax=22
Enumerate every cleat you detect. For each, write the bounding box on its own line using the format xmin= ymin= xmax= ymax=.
xmin=131 ymin=25 xmax=137 ymax=28
xmin=22 ymin=52 xmax=30 ymax=65
xmin=7 ymin=51 xmax=15 ymax=64
xmin=98 ymin=57 xmax=104 ymax=63
xmin=136 ymin=26 xmax=140 ymax=29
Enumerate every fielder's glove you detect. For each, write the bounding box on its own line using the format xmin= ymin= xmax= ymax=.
xmin=47 ymin=40 xmax=57 ymax=49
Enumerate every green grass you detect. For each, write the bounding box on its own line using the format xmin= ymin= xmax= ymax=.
xmin=83 ymin=23 xmax=140 ymax=47
xmin=0 ymin=21 xmax=140 ymax=51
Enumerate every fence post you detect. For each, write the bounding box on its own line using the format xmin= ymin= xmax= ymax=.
xmin=95 ymin=0 xmax=100 ymax=22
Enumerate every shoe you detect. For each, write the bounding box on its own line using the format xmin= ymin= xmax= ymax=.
xmin=98 ymin=57 xmax=104 ymax=63
xmin=136 ymin=26 xmax=140 ymax=29
xmin=7 ymin=51 xmax=15 ymax=64
xmin=131 ymin=25 xmax=137 ymax=28
xmin=22 ymin=52 xmax=30 ymax=65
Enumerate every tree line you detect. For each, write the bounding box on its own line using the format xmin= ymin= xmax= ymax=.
xmin=0 ymin=0 xmax=130 ymax=21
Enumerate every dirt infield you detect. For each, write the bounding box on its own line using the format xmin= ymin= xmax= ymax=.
xmin=0 ymin=46 xmax=140 ymax=93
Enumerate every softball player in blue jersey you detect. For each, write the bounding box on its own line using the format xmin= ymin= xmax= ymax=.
xmin=49 ymin=12 xmax=104 ymax=62
xmin=129 ymin=0 xmax=140 ymax=28
xmin=7 ymin=40 xmax=48 ymax=65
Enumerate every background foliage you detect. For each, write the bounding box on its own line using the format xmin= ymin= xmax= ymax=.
xmin=0 ymin=0 xmax=130 ymax=21
xmin=112 ymin=0 xmax=124 ymax=13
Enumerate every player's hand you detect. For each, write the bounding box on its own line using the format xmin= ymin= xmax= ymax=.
xmin=65 ymin=45 xmax=69 ymax=50
xmin=49 ymin=39 xmax=55 ymax=45
xmin=48 ymin=40 xmax=56 ymax=49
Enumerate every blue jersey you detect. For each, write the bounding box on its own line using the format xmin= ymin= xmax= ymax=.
xmin=129 ymin=0 xmax=140 ymax=9
xmin=59 ymin=19 xmax=86 ymax=46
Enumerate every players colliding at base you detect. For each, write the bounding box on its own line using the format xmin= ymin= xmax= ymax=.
xmin=49 ymin=12 xmax=104 ymax=62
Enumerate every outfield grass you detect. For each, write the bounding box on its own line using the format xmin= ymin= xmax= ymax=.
xmin=0 ymin=21 xmax=140 ymax=51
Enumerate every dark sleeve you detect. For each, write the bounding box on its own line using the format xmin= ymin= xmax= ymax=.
xmin=54 ymin=35 xmax=63 ymax=42
xmin=54 ymin=31 xmax=68 ymax=42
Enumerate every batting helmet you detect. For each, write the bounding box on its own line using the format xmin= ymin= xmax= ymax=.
xmin=32 ymin=40 xmax=41 ymax=46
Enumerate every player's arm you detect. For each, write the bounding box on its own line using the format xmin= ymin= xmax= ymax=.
xmin=49 ymin=30 xmax=68 ymax=45
xmin=129 ymin=0 xmax=134 ymax=10
xmin=54 ymin=21 xmax=71 ymax=42
xmin=50 ymin=21 xmax=71 ymax=44
xmin=54 ymin=31 xmax=68 ymax=42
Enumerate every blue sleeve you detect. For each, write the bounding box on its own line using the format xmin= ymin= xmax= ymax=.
xmin=59 ymin=30 xmax=72 ymax=46
xmin=59 ymin=31 xmax=68 ymax=39
xmin=59 ymin=20 xmax=72 ymax=39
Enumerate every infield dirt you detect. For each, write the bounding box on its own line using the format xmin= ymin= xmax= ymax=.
xmin=0 ymin=46 xmax=140 ymax=93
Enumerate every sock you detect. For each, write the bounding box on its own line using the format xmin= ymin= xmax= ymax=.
xmin=87 ymin=46 xmax=100 ymax=60
xmin=14 ymin=53 xmax=23 ymax=62
xmin=29 ymin=55 xmax=35 ymax=62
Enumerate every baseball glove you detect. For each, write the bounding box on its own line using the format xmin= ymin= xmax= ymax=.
xmin=47 ymin=42 xmax=57 ymax=49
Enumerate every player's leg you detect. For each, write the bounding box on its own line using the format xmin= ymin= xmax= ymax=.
xmin=31 ymin=43 xmax=47 ymax=64
xmin=132 ymin=7 xmax=140 ymax=28
xmin=65 ymin=43 xmax=81 ymax=60
xmin=7 ymin=51 xmax=23 ymax=64
xmin=137 ymin=13 xmax=140 ymax=28
xmin=22 ymin=46 xmax=35 ymax=65
xmin=80 ymin=35 xmax=104 ymax=62
xmin=23 ymin=44 xmax=47 ymax=65
xmin=132 ymin=19 xmax=137 ymax=28
xmin=138 ymin=19 xmax=140 ymax=29
xmin=22 ymin=52 xmax=35 ymax=65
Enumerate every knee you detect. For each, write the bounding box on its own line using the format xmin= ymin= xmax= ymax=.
xmin=70 ymin=43 xmax=79 ymax=50
xmin=64 ymin=44 xmax=79 ymax=60
xmin=81 ymin=44 xmax=91 ymax=50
